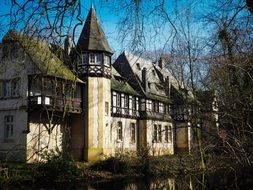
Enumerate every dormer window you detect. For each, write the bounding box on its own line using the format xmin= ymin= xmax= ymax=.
xmin=136 ymin=63 xmax=141 ymax=70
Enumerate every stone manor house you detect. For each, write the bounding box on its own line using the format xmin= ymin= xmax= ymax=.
xmin=0 ymin=7 xmax=209 ymax=162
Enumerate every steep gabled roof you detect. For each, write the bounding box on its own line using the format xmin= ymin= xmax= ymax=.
xmin=153 ymin=63 xmax=182 ymax=90
xmin=111 ymin=68 xmax=139 ymax=96
xmin=113 ymin=52 xmax=170 ymax=103
xmin=3 ymin=30 xmax=83 ymax=83
xmin=77 ymin=8 xmax=113 ymax=54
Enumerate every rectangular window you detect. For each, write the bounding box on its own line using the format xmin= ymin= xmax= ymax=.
xmin=132 ymin=97 xmax=136 ymax=110
xmin=105 ymin=101 xmax=109 ymax=115
xmin=158 ymin=125 xmax=162 ymax=142
xmin=136 ymin=97 xmax=139 ymax=111
xmin=165 ymin=126 xmax=172 ymax=143
xmin=82 ymin=53 xmax=89 ymax=64
xmin=117 ymin=121 xmax=123 ymax=141
xmin=104 ymin=55 xmax=110 ymax=66
xmin=121 ymin=94 xmax=125 ymax=107
xmin=11 ymin=78 xmax=20 ymax=97
xmin=125 ymin=95 xmax=129 ymax=108
xmin=153 ymin=124 xmax=158 ymax=142
xmin=90 ymin=53 xmax=95 ymax=63
xmin=4 ymin=115 xmax=14 ymax=140
xmin=165 ymin=126 xmax=169 ymax=142
xmin=141 ymin=98 xmax=146 ymax=111
xmin=96 ymin=54 xmax=102 ymax=64
xmin=3 ymin=81 xmax=10 ymax=97
xmin=116 ymin=93 xmax=121 ymax=107
xmin=146 ymin=100 xmax=152 ymax=111
xmin=130 ymin=123 xmax=136 ymax=143
xmin=159 ymin=102 xmax=164 ymax=113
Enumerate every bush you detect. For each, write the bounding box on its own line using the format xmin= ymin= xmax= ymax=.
xmin=33 ymin=150 xmax=81 ymax=183
xmin=90 ymin=156 xmax=134 ymax=175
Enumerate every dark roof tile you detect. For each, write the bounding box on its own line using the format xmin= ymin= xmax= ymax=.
xmin=77 ymin=8 xmax=113 ymax=54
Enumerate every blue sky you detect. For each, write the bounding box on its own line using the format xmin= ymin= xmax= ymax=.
xmin=0 ymin=0 xmax=247 ymax=55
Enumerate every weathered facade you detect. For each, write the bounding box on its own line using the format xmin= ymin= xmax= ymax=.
xmin=0 ymin=7 xmax=205 ymax=162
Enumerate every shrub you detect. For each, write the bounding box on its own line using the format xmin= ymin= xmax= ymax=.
xmin=90 ymin=156 xmax=134 ymax=175
xmin=33 ymin=150 xmax=81 ymax=183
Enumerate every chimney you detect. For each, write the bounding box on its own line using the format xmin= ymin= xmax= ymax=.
xmin=64 ymin=35 xmax=72 ymax=55
xmin=158 ymin=57 xmax=164 ymax=69
xmin=142 ymin=67 xmax=147 ymax=91
xmin=165 ymin=76 xmax=170 ymax=97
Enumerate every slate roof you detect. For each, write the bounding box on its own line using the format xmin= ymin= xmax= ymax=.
xmin=153 ymin=63 xmax=182 ymax=90
xmin=113 ymin=52 xmax=170 ymax=103
xmin=3 ymin=30 xmax=83 ymax=83
xmin=77 ymin=8 xmax=113 ymax=54
xmin=111 ymin=68 xmax=139 ymax=96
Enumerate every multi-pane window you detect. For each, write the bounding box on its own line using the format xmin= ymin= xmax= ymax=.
xmin=89 ymin=53 xmax=102 ymax=64
xmin=125 ymin=95 xmax=129 ymax=108
xmin=121 ymin=94 xmax=125 ymax=108
xmin=158 ymin=125 xmax=162 ymax=142
xmin=3 ymin=81 xmax=11 ymax=97
xmin=104 ymin=55 xmax=110 ymax=66
xmin=96 ymin=54 xmax=102 ymax=64
xmin=117 ymin=121 xmax=123 ymax=141
xmin=116 ymin=93 xmax=121 ymax=107
xmin=146 ymin=99 xmax=152 ymax=111
xmin=159 ymin=102 xmax=164 ymax=113
xmin=90 ymin=53 xmax=95 ymax=63
xmin=165 ymin=125 xmax=172 ymax=143
xmin=4 ymin=115 xmax=14 ymax=140
xmin=11 ymin=79 xmax=20 ymax=97
xmin=130 ymin=123 xmax=136 ymax=143
xmin=136 ymin=97 xmax=139 ymax=111
xmin=141 ymin=99 xmax=146 ymax=111
xmin=152 ymin=101 xmax=159 ymax=112
xmin=82 ymin=53 xmax=89 ymax=64
xmin=164 ymin=104 xmax=170 ymax=114
xmin=153 ymin=124 xmax=158 ymax=142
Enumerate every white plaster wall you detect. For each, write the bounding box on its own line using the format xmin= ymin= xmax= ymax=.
xmin=0 ymin=45 xmax=38 ymax=162
xmin=103 ymin=78 xmax=111 ymax=150
xmin=0 ymin=109 xmax=27 ymax=161
xmin=145 ymin=120 xmax=174 ymax=155
xmin=26 ymin=123 xmax=63 ymax=162
xmin=111 ymin=117 xmax=138 ymax=153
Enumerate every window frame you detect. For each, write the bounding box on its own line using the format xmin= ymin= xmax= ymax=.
xmin=153 ymin=124 xmax=158 ymax=142
xmin=158 ymin=125 xmax=162 ymax=142
xmin=4 ymin=115 xmax=14 ymax=140
xmin=11 ymin=78 xmax=20 ymax=97
xmin=117 ymin=121 xmax=123 ymax=141
xmin=130 ymin=123 xmax=136 ymax=143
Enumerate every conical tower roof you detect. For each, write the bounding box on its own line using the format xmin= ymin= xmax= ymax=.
xmin=77 ymin=7 xmax=113 ymax=54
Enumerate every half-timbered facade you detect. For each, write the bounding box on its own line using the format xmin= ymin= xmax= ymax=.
xmin=0 ymin=31 xmax=83 ymax=162
xmin=0 ymin=6 xmax=199 ymax=162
